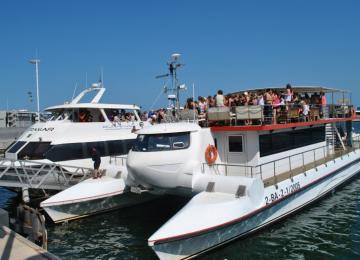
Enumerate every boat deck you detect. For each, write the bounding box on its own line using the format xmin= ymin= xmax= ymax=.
xmin=263 ymin=147 xmax=357 ymax=187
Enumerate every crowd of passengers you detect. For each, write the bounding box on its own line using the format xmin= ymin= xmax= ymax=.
xmin=75 ymin=84 xmax=331 ymax=125
xmin=141 ymin=84 xmax=332 ymax=124
xmin=137 ymin=84 xmax=330 ymax=125
xmin=183 ymin=83 xmax=328 ymax=124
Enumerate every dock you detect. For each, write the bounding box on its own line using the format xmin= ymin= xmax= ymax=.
xmin=0 ymin=225 xmax=59 ymax=260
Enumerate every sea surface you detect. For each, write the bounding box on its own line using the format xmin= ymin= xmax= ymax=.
xmin=0 ymin=122 xmax=359 ymax=259
xmin=1 ymin=177 xmax=360 ymax=260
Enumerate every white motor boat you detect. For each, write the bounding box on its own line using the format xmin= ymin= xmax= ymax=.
xmin=126 ymin=86 xmax=360 ymax=259
xmin=1 ymin=82 xmax=153 ymax=223
xmin=4 ymin=82 xmax=149 ymax=172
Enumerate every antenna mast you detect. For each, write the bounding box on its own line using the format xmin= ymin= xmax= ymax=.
xmin=156 ymin=53 xmax=185 ymax=110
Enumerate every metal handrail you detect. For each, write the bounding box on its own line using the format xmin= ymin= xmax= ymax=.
xmin=0 ymin=158 xmax=93 ymax=190
xmin=202 ymin=145 xmax=329 ymax=181
xmin=109 ymin=155 xmax=127 ymax=166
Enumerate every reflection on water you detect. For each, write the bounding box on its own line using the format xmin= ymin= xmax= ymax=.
xmin=1 ymin=178 xmax=360 ymax=259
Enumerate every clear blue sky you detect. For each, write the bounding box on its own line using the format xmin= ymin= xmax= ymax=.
xmin=1 ymin=0 xmax=360 ymax=111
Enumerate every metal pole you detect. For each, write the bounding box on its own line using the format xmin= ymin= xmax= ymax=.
xmin=29 ymin=59 xmax=40 ymax=122
xmin=35 ymin=61 xmax=40 ymax=122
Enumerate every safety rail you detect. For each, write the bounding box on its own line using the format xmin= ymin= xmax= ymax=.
xmin=109 ymin=155 xmax=127 ymax=166
xmin=205 ymin=104 xmax=353 ymax=126
xmin=200 ymin=145 xmax=353 ymax=184
xmin=0 ymin=158 xmax=92 ymax=190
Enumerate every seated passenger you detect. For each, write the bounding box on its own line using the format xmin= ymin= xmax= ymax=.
xmin=79 ymin=110 xmax=88 ymax=122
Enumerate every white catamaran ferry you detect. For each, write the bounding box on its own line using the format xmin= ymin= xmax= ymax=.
xmin=125 ymin=85 xmax=359 ymax=259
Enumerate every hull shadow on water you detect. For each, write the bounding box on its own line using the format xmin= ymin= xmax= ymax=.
xmin=47 ymin=195 xmax=190 ymax=260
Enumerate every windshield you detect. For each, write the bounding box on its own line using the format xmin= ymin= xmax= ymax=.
xmin=132 ymin=132 xmax=190 ymax=152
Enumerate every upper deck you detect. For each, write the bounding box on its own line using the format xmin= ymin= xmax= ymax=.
xmin=177 ymin=85 xmax=355 ymax=132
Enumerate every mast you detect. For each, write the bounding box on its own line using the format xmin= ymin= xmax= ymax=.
xmin=156 ymin=53 xmax=185 ymax=110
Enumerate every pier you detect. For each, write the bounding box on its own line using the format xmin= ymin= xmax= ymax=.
xmin=0 ymin=226 xmax=59 ymax=260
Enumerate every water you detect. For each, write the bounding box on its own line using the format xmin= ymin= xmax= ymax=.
xmin=1 ymin=178 xmax=360 ymax=260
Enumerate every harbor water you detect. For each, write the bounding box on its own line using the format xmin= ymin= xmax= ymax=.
xmin=1 ymin=177 xmax=360 ymax=259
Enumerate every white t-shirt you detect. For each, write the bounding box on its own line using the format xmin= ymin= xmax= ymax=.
xmin=215 ymin=94 xmax=225 ymax=107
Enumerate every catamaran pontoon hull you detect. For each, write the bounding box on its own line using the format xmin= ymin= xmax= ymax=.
xmin=150 ymin=152 xmax=360 ymax=259
xmin=41 ymin=176 xmax=155 ymax=223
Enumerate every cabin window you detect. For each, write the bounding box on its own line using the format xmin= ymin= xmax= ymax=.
xmin=44 ymin=139 xmax=134 ymax=162
xmin=104 ymin=109 xmax=138 ymax=122
xmin=228 ymin=136 xmax=243 ymax=152
xmin=6 ymin=141 xmax=26 ymax=153
xmin=132 ymin=132 xmax=190 ymax=152
xmin=259 ymin=126 xmax=325 ymax=157
xmin=18 ymin=142 xmax=52 ymax=160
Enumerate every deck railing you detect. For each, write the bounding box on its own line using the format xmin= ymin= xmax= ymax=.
xmin=0 ymin=159 xmax=92 ymax=190
xmin=109 ymin=155 xmax=127 ymax=166
xmin=170 ymin=104 xmax=354 ymax=126
xmin=200 ymin=145 xmax=352 ymax=184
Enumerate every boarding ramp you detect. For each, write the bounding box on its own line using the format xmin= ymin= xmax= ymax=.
xmin=0 ymin=158 xmax=92 ymax=191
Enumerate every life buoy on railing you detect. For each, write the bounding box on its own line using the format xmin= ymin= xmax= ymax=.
xmin=205 ymin=144 xmax=218 ymax=165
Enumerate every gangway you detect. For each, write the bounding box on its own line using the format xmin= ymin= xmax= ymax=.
xmin=0 ymin=158 xmax=92 ymax=191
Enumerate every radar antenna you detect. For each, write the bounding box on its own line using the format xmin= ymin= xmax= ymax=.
xmin=155 ymin=53 xmax=186 ymax=110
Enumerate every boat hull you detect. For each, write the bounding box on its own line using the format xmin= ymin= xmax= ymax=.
xmin=151 ymin=153 xmax=360 ymax=259
xmin=43 ymin=191 xmax=155 ymax=223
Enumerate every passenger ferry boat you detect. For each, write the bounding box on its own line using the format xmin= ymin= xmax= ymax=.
xmin=4 ymin=82 xmax=148 ymax=170
xmin=126 ymin=85 xmax=359 ymax=259
xmin=1 ymin=82 xmax=152 ymax=223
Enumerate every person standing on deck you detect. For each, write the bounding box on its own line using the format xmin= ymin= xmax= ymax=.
xmin=91 ymin=147 xmax=101 ymax=179
xmin=320 ymin=91 xmax=327 ymax=118
xmin=215 ymin=90 xmax=225 ymax=107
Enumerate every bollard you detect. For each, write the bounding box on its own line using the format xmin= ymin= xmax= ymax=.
xmin=22 ymin=187 xmax=30 ymax=203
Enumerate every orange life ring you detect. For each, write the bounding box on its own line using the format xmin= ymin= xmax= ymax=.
xmin=205 ymin=144 xmax=218 ymax=165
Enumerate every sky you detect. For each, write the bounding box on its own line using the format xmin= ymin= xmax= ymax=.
xmin=0 ymin=0 xmax=360 ymax=111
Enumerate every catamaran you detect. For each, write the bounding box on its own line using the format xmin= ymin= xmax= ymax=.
xmin=124 ymin=81 xmax=359 ymax=259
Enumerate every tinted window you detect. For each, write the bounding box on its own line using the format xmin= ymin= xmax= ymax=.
xmin=18 ymin=142 xmax=52 ymax=160
xmin=44 ymin=140 xmax=134 ymax=162
xmin=133 ymin=132 xmax=190 ymax=152
xmin=6 ymin=141 xmax=26 ymax=153
xmin=260 ymin=126 xmax=325 ymax=157
xmin=228 ymin=136 xmax=243 ymax=152
xmin=107 ymin=139 xmax=134 ymax=156
xmin=45 ymin=143 xmax=84 ymax=162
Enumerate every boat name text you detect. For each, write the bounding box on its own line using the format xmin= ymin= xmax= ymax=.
xmin=265 ymin=182 xmax=301 ymax=205
xmin=30 ymin=127 xmax=55 ymax=132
